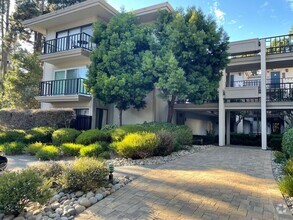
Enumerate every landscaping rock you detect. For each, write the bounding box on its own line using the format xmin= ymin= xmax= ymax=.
xmin=63 ymin=208 xmax=75 ymax=217
xmin=3 ymin=215 xmax=14 ymax=220
xmin=89 ymin=197 xmax=98 ymax=205
xmin=50 ymin=194 xmax=60 ymax=203
xmin=74 ymin=205 xmax=86 ymax=214
xmin=60 ymin=217 xmax=68 ymax=220
xmin=78 ymin=198 xmax=91 ymax=208
xmin=86 ymin=191 xmax=94 ymax=198
xmin=13 ymin=217 xmax=25 ymax=220
xmin=55 ymin=208 xmax=63 ymax=215
xmin=0 ymin=214 xmax=4 ymax=220
xmin=75 ymin=191 xmax=83 ymax=197
xmin=95 ymin=193 xmax=103 ymax=201
xmin=113 ymin=184 xmax=122 ymax=190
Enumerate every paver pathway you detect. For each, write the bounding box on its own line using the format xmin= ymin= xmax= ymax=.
xmin=77 ymin=146 xmax=292 ymax=220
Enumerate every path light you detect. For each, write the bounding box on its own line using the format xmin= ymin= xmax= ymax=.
xmin=109 ymin=163 xmax=114 ymax=184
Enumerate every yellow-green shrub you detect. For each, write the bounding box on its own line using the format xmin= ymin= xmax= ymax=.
xmin=25 ymin=127 xmax=54 ymax=144
xmin=59 ymin=158 xmax=108 ymax=191
xmin=35 ymin=145 xmax=59 ymax=161
xmin=0 ymin=130 xmax=26 ymax=144
xmin=2 ymin=142 xmax=26 ymax=155
xmin=52 ymin=128 xmax=81 ymax=146
xmin=79 ymin=143 xmax=103 ymax=157
xmin=61 ymin=143 xmax=85 ymax=156
xmin=279 ymin=175 xmax=293 ymax=196
xmin=113 ymin=132 xmax=159 ymax=159
xmin=31 ymin=161 xmax=66 ymax=180
xmin=110 ymin=125 xmax=145 ymax=142
xmin=284 ymin=159 xmax=293 ymax=176
xmin=76 ymin=129 xmax=111 ymax=145
xmin=25 ymin=142 xmax=44 ymax=155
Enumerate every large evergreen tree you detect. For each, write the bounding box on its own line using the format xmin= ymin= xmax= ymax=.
xmin=86 ymin=13 xmax=155 ymax=126
xmin=153 ymin=9 xmax=229 ymax=122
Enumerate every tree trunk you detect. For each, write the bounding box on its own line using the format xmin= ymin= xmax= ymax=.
xmin=119 ymin=109 xmax=123 ymax=126
xmin=167 ymin=95 xmax=176 ymax=123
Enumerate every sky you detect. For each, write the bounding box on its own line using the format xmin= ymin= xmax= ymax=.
xmin=107 ymin=0 xmax=293 ymax=41
xmin=10 ymin=0 xmax=293 ymax=42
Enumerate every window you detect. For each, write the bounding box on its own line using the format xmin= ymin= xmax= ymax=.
xmin=54 ymin=67 xmax=87 ymax=80
xmin=56 ymin=24 xmax=93 ymax=38
xmin=75 ymin=109 xmax=90 ymax=116
xmin=96 ymin=108 xmax=108 ymax=129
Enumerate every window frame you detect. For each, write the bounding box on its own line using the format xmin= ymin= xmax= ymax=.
xmin=56 ymin=24 xmax=93 ymax=39
xmin=54 ymin=66 xmax=87 ymax=80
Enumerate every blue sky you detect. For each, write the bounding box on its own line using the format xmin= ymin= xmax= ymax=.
xmin=108 ymin=0 xmax=293 ymax=41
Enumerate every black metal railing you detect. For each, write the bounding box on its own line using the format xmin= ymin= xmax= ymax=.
xmin=43 ymin=33 xmax=93 ymax=54
xmin=39 ymin=78 xmax=90 ymax=96
xmin=266 ymin=82 xmax=293 ymax=102
xmin=230 ymin=79 xmax=261 ymax=87
xmin=265 ymin=34 xmax=293 ymax=55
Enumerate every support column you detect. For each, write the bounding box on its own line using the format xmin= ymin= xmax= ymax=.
xmin=260 ymin=39 xmax=267 ymax=150
xmin=226 ymin=111 xmax=230 ymax=145
xmin=219 ymin=70 xmax=226 ymax=146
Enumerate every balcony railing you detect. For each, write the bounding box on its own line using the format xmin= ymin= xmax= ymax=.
xmin=39 ymin=78 xmax=90 ymax=96
xmin=43 ymin=33 xmax=93 ymax=54
xmin=265 ymin=34 xmax=293 ymax=55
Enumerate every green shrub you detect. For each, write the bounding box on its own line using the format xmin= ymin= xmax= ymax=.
xmin=268 ymin=138 xmax=282 ymax=151
xmin=61 ymin=143 xmax=85 ymax=156
xmin=113 ymin=132 xmax=159 ymax=159
xmin=2 ymin=142 xmax=25 ymax=155
xmin=0 ymin=130 xmax=26 ymax=144
xmin=25 ymin=127 xmax=55 ymax=144
xmin=279 ymin=175 xmax=293 ymax=196
xmin=31 ymin=161 xmax=66 ymax=180
xmin=154 ymin=130 xmax=175 ymax=156
xmin=98 ymin=151 xmax=111 ymax=159
xmin=76 ymin=129 xmax=111 ymax=145
xmin=98 ymin=141 xmax=109 ymax=151
xmin=284 ymin=159 xmax=293 ymax=176
xmin=101 ymin=124 xmax=118 ymax=131
xmin=25 ymin=142 xmax=44 ymax=155
xmin=174 ymin=126 xmax=193 ymax=146
xmin=110 ymin=125 xmax=145 ymax=142
xmin=59 ymin=157 xmax=108 ymax=191
xmin=282 ymin=128 xmax=293 ymax=157
xmin=35 ymin=145 xmax=59 ymax=161
xmin=52 ymin=128 xmax=81 ymax=146
xmin=79 ymin=143 xmax=103 ymax=157
xmin=0 ymin=169 xmax=52 ymax=215
xmin=274 ymin=151 xmax=286 ymax=164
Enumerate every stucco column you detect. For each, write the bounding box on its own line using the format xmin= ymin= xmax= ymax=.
xmin=226 ymin=111 xmax=230 ymax=145
xmin=219 ymin=70 xmax=226 ymax=146
xmin=260 ymin=39 xmax=267 ymax=150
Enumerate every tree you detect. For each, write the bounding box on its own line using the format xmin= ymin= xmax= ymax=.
xmin=86 ymin=13 xmax=155 ymax=126
xmin=0 ymin=49 xmax=42 ymax=109
xmin=153 ymin=9 xmax=229 ymax=122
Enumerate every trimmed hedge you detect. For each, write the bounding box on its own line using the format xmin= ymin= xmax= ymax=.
xmin=282 ymin=128 xmax=293 ymax=157
xmin=25 ymin=142 xmax=44 ymax=155
xmin=61 ymin=143 xmax=85 ymax=156
xmin=52 ymin=128 xmax=81 ymax=146
xmin=36 ymin=145 xmax=59 ymax=161
xmin=79 ymin=143 xmax=104 ymax=157
xmin=76 ymin=129 xmax=111 ymax=145
xmin=0 ymin=130 xmax=26 ymax=144
xmin=0 ymin=109 xmax=76 ymax=130
xmin=25 ymin=127 xmax=54 ymax=144
xmin=1 ymin=142 xmax=26 ymax=155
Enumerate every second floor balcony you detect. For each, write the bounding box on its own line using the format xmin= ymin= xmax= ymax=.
xmin=36 ymin=78 xmax=91 ymax=103
xmin=40 ymin=33 xmax=93 ymax=65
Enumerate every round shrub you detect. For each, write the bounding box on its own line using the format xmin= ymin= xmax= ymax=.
xmin=59 ymin=157 xmax=108 ymax=191
xmin=25 ymin=127 xmax=55 ymax=144
xmin=0 ymin=130 xmax=26 ymax=144
xmin=274 ymin=151 xmax=286 ymax=164
xmin=284 ymin=159 xmax=293 ymax=176
xmin=36 ymin=145 xmax=59 ymax=161
xmin=80 ymin=143 xmax=103 ymax=157
xmin=60 ymin=143 xmax=85 ymax=156
xmin=76 ymin=129 xmax=111 ymax=145
xmin=52 ymin=128 xmax=81 ymax=146
xmin=110 ymin=125 xmax=145 ymax=142
xmin=0 ymin=169 xmax=53 ymax=215
xmin=174 ymin=126 xmax=193 ymax=146
xmin=31 ymin=161 xmax=66 ymax=180
xmin=113 ymin=132 xmax=159 ymax=159
xmin=25 ymin=142 xmax=44 ymax=155
xmin=282 ymin=128 xmax=293 ymax=157
xmin=154 ymin=130 xmax=175 ymax=156
xmin=2 ymin=142 xmax=25 ymax=155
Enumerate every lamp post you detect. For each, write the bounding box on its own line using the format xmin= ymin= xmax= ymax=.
xmin=109 ymin=163 xmax=114 ymax=184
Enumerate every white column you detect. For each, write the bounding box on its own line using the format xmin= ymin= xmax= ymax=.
xmin=219 ymin=70 xmax=226 ymax=146
xmin=226 ymin=111 xmax=230 ymax=145
xmin=260 ymin=39 xmax=267 ymax=150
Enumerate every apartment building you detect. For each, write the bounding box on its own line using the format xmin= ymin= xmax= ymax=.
xmin=23 ymin=1 xmax=293 ymax=149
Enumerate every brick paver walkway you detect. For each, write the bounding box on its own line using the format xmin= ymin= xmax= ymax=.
xmin=76 ymin=146 xmax=292 ymax=220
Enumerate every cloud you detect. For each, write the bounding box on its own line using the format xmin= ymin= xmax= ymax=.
xmin=261 ymin=1 xmax=269 ymax=8
xmin=228 ymin=19 xmax=237 ymax=25
xmin=211 ymin=1 xmax=225 ymax=24
xmin=287 ymin=0 xmax=293 ymax=11
xmin=238 ymin=25 xmax=244 ymax=29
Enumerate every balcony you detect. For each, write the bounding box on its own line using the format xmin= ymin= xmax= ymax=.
xmin=40 ymin=33 xmax=93 ymax=65
xmin=36 ymin=78 xmax=91 ymax=103
xmin=225 ymin=78 xmax=293 ymax=102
